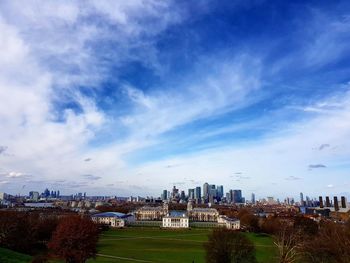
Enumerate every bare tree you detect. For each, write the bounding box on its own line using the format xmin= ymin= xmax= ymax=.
xmin=274 ymin=225 xmax=302 ymax=263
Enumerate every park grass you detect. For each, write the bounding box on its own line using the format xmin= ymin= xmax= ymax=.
xmin=0 ymin=247 xmax=32 ymax=263
xmin=245 ymin=233 xmax=278 ymax=263
xmin=89 ymin=228 xmax=278 ymax=263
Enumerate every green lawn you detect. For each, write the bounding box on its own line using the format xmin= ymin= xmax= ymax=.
xmin=0 ymin=247 xmax=32 ymax=263
xmin=89 ymin=228 xmax=278 ymax=263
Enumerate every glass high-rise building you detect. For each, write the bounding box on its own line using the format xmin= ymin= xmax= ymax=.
xmin=216 ymin=185 xmax=224 ymax=199
xmin=194 ymin=187 xmax=201 ymax=201
xmin=203 ymin=183 xmax=209 ymax=200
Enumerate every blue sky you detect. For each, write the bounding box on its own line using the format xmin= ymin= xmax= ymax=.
xmin=1 ymin=0 xmax=350 ymax=200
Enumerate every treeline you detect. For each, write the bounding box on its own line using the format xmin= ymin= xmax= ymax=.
xmin=235 ymin=209 xmax=350 ymax=263
xmin=0 ymin=211 xmax=99 ymax=263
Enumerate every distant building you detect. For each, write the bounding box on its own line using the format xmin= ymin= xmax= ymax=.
xmin=203 ymin=183 xmax=209 ymax=201
xmin=135 ymin=202 xmax=169 ymax=221
xmin=233 ymin=190 xmax=242 ymax=203
xmin=251 ymin=193 xmax=256 ymax=204
xmin=162 ymin=211 xmax=189 ymax=228
xmin=217 ymin=185 xmax=224 ymax=199
xmin=334 ymin=196 xmax=339 ymax=211
xmin=188 ymin=189 xmax=195 ymax=200
xmin=341 ymin=196 xmax=347 ymax=209
xmin=91 ymin=212 xmax=127 ymax=228
xmin=0 ymin=192 xmax=7 ymax=200
xmin=325 ymin=196 xmax=331 ymax=207
xmin=194 ymin=187 xmax=201 ymax=203
xmin=29 ymin=191 xmax=40 ymax=201
xmin=187 ymin=200 xmax=219 ymax=222
xmin=161 ymin=190 xmax=168 ymax=200
xmin=218 ymin=215 xmax=240 ymax=230
xmin=319 ymin=196 xmax=324 ymax=208
xmin=300 ymin=192 xmax=304 ymax=206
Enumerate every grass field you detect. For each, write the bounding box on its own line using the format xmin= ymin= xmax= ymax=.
xmin=89 ymin=228 xmax=278 ymax=263
xmin=0 ymin=247 xmax=32 ymax=263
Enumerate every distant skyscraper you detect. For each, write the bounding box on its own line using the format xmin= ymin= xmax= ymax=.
xmin=300 ymin=192 xmax=304 ymax=206
xmin=43 ymin=188 xmax=50 ymax=198
xmin=172 ymin=186 xmax=179 ymax=199
xmin=188 ymin=189 xmax=195 ymax=200
xmin=233 ymin=190 xmax=242 ymax=203
xmin=180 ymin=191 xmax=186 ymax=201
xmin=162 ymin=190 xmax=168 ymax=200
xmin=217 ymin=185 xmax=224 ymax=199
xmin=251 ymin=193 xmax=255 ymax=204
xmin=203 ymin=183 xmax=209 ymax=200
xmin=226 ymin=192 xmax=231 ymax=203
xmin=194 ymin=187 xmax=201 ymax=202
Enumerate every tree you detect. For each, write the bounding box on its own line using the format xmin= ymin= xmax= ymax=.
xmin=237 ymin=209 xmax=259 ymax=232
xmin=293 ymin=217 xmax=318 ymax=236
xmin=274 ymin=225 xmax=302 ymax=263
xmin=48 ymin=216 xmax=99 ymax=263
xmin=300 ymin=221 xmax=350 ymax=263
xmin=204 ymin=228 xmax=257 ymax=263
xmin=0 ymin=211 xmax=35 ymax=253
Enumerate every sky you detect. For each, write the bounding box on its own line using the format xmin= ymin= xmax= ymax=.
xmin=1 ymin=0 xmax=350 ymax=200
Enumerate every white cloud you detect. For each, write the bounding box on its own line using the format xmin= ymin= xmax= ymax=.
xmin=125 ymin=90 xmax=350 ymax=198
xmin=0 ymin=1 xmax=185 ymax=195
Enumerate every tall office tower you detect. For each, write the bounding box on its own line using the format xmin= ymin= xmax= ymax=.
xmin=319 ymin=196 xmax=324 ymax=208
xmin=203 ymin=183 xmax=209 ymax=200
xmin=162 ymin=190 xmax=168 ymax=200
xmin=216 ymin=185 xmax=224 ymax=199
xmin=210 ymin=188 xmax=217 ymax=200
xmin=325 ymin=196 xmax=330 ymax=207
xmin=195 ymin=187 xmax=201 ymax=203
xmin=229 ymin=189 xmax=234 ymax=203
xmin=300 ymin=192 xmax=304 ymax=206
xmin=172 ymin=186 xmax=179 ymax=199
xmin=226 ymin=192 xmax=231 ymax=203
xmin=188 ymin=189 xmax=195 ymax=200
xmin=341 ymin=196 xmax=347 ymax=208
xmin=209 ymin=184 xmax=216 ymax=199
xmin=334 ymin=196 xmax=339 ymax=211
xmin=57 ymin=190 xmax=60 ymax=198
xmin=306 ymin=196 xmax=310 ymax=207
xmin=233 ymin=190 xmax=242 ymax=203
xmin=251 ymin=193 xmax=256 ymax=204
xmin=44 ymin=188 xmax=50 ymax=198
xmin=180 ymin=191 xmax=186 ymax=201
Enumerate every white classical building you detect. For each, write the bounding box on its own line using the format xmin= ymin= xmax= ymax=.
xmin=217 ymin=215 xmax=240 ymax=230
xmin=91 ymin=212 xmax=126 ymax=228
xmin=162 ymin=211 xmax=189 ymax=228
xmin=135 ymin=202 xmax=169 ymax=221
xmin=187 ymin=200 xmax=219 ymax=222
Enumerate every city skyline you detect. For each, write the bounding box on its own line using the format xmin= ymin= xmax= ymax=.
xmin=1 ymin=1 xmax=350 ymax=198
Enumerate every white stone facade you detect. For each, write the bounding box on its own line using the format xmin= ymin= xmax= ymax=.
xmin=92 ymin=216 xmax=125 ymax=228
xmin=162 ymin=216 xmax=189 ymax=228
xmin=217 ymin=215 xmax=240 ymax=230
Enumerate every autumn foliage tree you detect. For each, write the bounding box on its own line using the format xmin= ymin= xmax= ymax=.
xmin=48 ymin=216 xmax=99 ymax=263
xmin=205 ymin=228 xmax=257 ymax=263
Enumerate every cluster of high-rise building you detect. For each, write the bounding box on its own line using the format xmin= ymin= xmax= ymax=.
xmin=161 ymin=183 xmax=245 ymax=204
